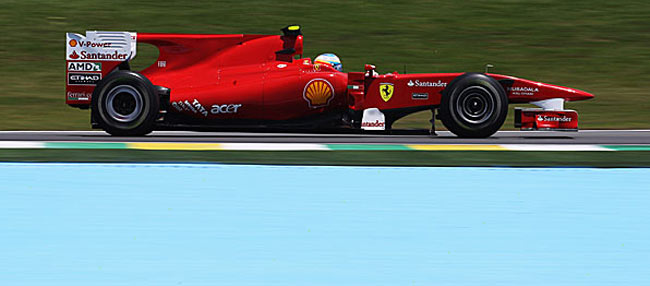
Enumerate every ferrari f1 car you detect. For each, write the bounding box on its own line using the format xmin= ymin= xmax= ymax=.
xmin=65 ymin=25 xmax=593 ymax=137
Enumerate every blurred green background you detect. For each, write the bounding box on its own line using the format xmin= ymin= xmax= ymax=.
xmin=1 ymin=0 xmax=648 ymax=130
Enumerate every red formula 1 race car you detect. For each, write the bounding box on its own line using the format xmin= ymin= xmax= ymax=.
xmin=65 ymin=25 xmax=593 ymax=137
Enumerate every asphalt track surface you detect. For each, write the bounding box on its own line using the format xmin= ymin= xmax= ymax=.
xmin=0 ymin=130 xmax=648 ymax=144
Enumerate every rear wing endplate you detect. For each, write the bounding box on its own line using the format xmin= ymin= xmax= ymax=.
xmin=65 ymin=31 xmax=137 ymax=106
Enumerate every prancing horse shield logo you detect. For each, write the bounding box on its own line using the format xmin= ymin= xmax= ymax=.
xmin=379 ymin=83 xmax=394 ymax=102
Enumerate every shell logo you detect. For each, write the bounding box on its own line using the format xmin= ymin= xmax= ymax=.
xmin=69 ymin=39 xmax=77 ymax=47
xmin=303 ymin=78 xmax=334 ymax=108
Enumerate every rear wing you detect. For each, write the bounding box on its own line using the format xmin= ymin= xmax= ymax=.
xmin=65 ymin=31 xmax=137 ymax=106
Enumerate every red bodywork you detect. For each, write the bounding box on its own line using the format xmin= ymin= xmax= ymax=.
xmin=65 ymin=30 xmax=593 ymax=130
xmin=136 ymin=33 xmax=349 ymax=121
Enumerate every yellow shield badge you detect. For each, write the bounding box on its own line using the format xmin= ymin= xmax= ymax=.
xmin=303 ymin=78 xmax=334 ymax=108
xmin=379 ymin=83 xmax=394 ymax=102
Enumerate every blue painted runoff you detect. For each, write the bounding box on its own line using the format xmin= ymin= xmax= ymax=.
xmin=0 ymin=163 xmax=648 ymax=285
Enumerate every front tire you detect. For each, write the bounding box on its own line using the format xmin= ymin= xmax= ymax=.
xmin=91 ymin=71 xmax=159 ymax=136
xmin=439 ymin=73 xmax=508 ymax=138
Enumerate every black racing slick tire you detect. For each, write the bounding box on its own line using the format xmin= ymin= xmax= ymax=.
xmin=439 ymin=73 xmax=508 ymax=138
xmin=91 ymin=71 xmax=159 ymax=136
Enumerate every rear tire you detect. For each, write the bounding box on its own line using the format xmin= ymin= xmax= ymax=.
xmin=91 ymin=71 xmax=159 ymax=136
xmin=439 ymin=73 xmax=508 ymax=138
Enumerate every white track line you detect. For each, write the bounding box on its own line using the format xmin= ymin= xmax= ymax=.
xmin=0 ymin=141 xmax=45 ymax=148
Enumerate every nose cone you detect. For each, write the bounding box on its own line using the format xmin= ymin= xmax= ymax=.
xmin=547 ymin=83 xmax=594 ymax=102
xmin=571 ymin=88 xmax=594 ymax=101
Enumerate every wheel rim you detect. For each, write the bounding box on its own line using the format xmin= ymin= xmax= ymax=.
xmin=455 ymin=86 xmax=495 ymax=124
xmin=105 ymin=85 xmax=143 ymax=123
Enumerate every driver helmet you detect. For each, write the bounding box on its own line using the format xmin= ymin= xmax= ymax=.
xmin=314 ymin=53 xmax=342 ymax=72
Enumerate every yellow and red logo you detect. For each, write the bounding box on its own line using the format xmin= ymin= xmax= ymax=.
xmin=69 ymin=39 xmax=77 ymax=47
xmin=303 ymin=78 xmax=334 ymax=108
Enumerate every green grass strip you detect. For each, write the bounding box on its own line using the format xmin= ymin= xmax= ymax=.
xmin=44 ymin=142 xmax=128 ymax=149
xmin=1 ymin=149 xmax=650 ymax=167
